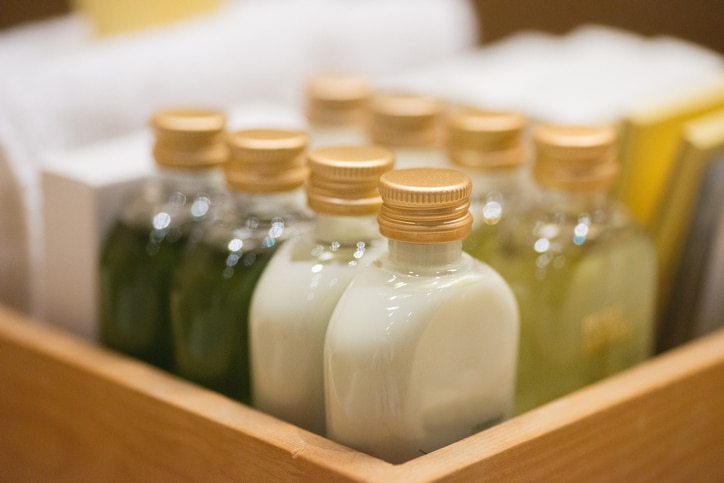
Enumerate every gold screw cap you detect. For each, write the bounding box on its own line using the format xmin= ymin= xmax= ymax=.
xmin=533 ymin=124 xmax=618 ymax=191
xmin=225 ymin=129 xmax=309 ymax=193
xmin=445 ymin=107 xmax=526 ymax=170
xmin=377 ymin=168 xmax=473 ymax=243
xmin=151 ymin=108 xmax=228 ymax=169
xmin=368 ymin=92 xmax=442 ymax=148
xmin=305 ymin=74 xmax=370 ymax=127
xmin=307 ymin=145 xmax=395 ymax=216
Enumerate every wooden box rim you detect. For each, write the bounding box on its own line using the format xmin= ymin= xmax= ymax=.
xmin=1 ymin=303 xmax=723 ymax=481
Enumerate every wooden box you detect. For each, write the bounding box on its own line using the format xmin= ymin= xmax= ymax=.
xmin=1 ymin=303 xmax=723 ymax=481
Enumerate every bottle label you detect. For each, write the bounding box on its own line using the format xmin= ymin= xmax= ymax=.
xmin=581 ymin=305 xmax=632 ymax=355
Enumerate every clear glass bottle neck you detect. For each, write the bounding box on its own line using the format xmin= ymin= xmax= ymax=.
xmin=386 ymin=239 xmax=465 ymax=274
xmin=392 ymin=145 xmax=446 ymax=169
xmin=535 ymin=186 xmax=610 ymax=216
xmin=228 ymin=188 xmax=307 ymax=219
xmin=307 ymin=125 xmax=369 ymax=150
xmin=466 ymin=167 xmax=523 ymax=197
xmin=153 ymin=165 xmax=225 ymax=193
xmin=121 ymin=165 xmax=225 ymax=225
xmin=314 ymin=213 xmax=380 ymax=245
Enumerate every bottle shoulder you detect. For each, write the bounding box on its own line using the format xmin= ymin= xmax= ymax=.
xmin=253 ymin=234 xmax=385 ymax=278
xmin=284 ymin=235 xmax=386 ymax=263
xmin=496 ymin=200 xmax=654 ymax=254
xmin=250 ymin=236 xmax=387 ymax=320
xmin=342 ymin=251 xmax=516 ymax=299
xmin=326 ymin=252 xmax=519 ymax=345
xmin=473 ymin=201 xmax=658 ymax=302
xmin=193 ymin=203 xmax=313 ymax=253
xmin=118 ymin=176 xmax=227 ymax=230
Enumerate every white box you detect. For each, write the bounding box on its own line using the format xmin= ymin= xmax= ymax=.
xmin=40 ymin=132 xmax=153 ymax=341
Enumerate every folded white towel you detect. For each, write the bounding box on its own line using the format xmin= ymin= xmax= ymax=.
xmin=0 ymin=0 xmax=478 ymax=316
xmin=377 ymin=24 xmax=724 ymax=124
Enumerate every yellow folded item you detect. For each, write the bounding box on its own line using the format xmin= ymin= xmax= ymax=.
xmin=615 ymin=73 xmax=724 ymax=230
xmin=72 ymin=0 xmax=221 ymax=36
xmin=652 ymin=107 xmax=724 ymax=314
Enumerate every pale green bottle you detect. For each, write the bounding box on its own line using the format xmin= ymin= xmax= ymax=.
xmin=444 ymin=107 xmax=529 ymax=253
xmin=480 ymin=124 xmax=657 ymax=415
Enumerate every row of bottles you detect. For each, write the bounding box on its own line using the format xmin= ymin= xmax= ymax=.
xmin=305 ymin=74 xmax=447 ymax=169
xmin=468 ymin=124 xmax=656 ymax=414
xmin=99 ymin=80 xmax=657 ymax=462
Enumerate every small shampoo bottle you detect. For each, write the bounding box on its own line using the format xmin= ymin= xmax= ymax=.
xmin=324 ymin=168 xmax=519 ymax=463
xmin=250 ymin=145 xmax=394 ymax=434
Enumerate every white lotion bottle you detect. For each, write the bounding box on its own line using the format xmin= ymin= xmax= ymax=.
xmin=250 ymin=145 xmax=395 ymax=434
xmin=324 ymin=168 xmax=519 ymax=464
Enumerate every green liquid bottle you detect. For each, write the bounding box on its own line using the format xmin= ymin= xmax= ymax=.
xmin=99 ymin=109 xmax=228 ymax=371
xmin=443 ymin=107 xmax=529 ymax=254
xmin=170 ymin=128 xmax=312 ymax=404
xmin=471 ymin=124 xmax=657 ymax=415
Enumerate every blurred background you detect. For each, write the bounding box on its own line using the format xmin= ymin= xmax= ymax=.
xmin=1 ymin=0 xmax=723 ymax=349
xmin=2 ymin=0 xmax=723 ymax=54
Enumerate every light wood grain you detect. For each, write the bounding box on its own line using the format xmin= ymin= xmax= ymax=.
xmin=395 ymin=326 xmax=724 ymax=482
xmin=1 ymin=303 xmax=723 ymax=481
xmin=0 ymin=305 xmax=391 ymax=482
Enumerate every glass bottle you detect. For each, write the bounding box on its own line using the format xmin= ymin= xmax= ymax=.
xmin=324 ymin=168 xmax=519 ymax=464
xmin=305 ymin=74 xmax=370 ymax=149
xmin=484 ymin=124 xmax=657 ymax=415
xmin=99 ymin=109 xmax=228 ymax=371
xmin=368 ymin=92 xmax=446 ymax=169
xmin=444 ymin=107 xmax=529 ymax=255
xmin=170 ymin=129 xmax=313 ymax=404
xmin=250 ymin=145 xmax=394 ymax=435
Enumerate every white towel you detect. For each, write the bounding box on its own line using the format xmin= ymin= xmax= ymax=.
xmin=0 ymin=0 xmax=479 ymax=317
xmin=377 ymin=24 xmax=724 ymax=124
